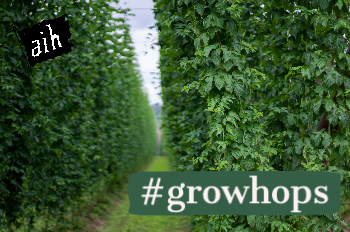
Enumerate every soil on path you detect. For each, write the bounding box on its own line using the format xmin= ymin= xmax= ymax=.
xmin=95 ymin=156 xmax=191 ymax=232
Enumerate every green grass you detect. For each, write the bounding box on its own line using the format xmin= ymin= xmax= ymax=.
xmin=97 ymin=156 xmax=191 ymax=232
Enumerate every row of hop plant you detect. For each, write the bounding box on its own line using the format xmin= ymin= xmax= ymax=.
xmin=156 ymin=0 xmax=350 ymax=231
xmin=0 ymin=0 xmax=157 ymax=230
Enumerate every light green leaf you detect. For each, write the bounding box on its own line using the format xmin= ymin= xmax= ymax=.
xmin=224 ymin=73 xmax=234 ymax=93
xmin=204 ymin=44 xmax=217 ymax=57
xmin=320 ymin=0 xmax=329 ymax=10
xmin=313 ymin=100 xmax=322 ymax=113
xmin=195 ymin=3 xmax=205 ymax=15
xmin=211 ymin=48 xmax=221 ymax=66
xmin=312 ymin=131 xmax=322 ymax=146
xmin=247 ymin=215 xmax=256 ymax=227
xmin=227 ymin=111 xmax=240 ymax=126
xmin=295 ymin=139 xmax=303 ymax=155
xmin=340 ymin=111 xmax=349 ymax=129
xmin=232 ymin=150 xmax=242 ymax=159
xmin=328 ymin=108 xmax=339 ymax=125
xmin=222 ymin=48 xmax=231 ymax=63
xmin=337 ymin=0 xmax=343 ymax=10
xmin=226 ymin=123 xmax=237 ymax=136
xmin=287 ymin=114 xmax=296 ymax=126
xmin=204 ymin=76 xmax=213 ymax=92
xmin=201 ymin=33 xmax=209 ymax=46
xmin=223 ymin=60 xmax=234 ymax=72
xmin=214 ymin=75 xmax=225 ymax=90
xmin=194 ymin=38 xmax=201 ymax=50
xmin=324 ymin=98 xmax=334 ymax=112
xmin=234 ymin=57 xmax=244 ymax=70
xmin=333 ymin=35 xmax=344 ymax=53
xmin=203 ymin=14 xmax=214 ymax=28
xmin=324 ymin=71 xmax=336 ymax=87
xmin=209 ymin=123 xmax=223 ymax=136
xmin=233 ymin=82 xmax=244 ymax=97
xmin=317 ymin=58 xmax=326 ymax=69
xmin=322 ymin=133 xmax=332 ymax=148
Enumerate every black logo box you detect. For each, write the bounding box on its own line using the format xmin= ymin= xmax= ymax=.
xmin=18 ymin=14 xmax=73 ymax=67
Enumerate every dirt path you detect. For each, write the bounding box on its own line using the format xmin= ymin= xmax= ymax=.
xmin=84 ymin=156 xmax=350 ymax=232
xmin=95 ymin=156 xmax=191 ymax=232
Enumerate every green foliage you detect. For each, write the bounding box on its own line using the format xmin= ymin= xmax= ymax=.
xmin=0 ymin=0 xmax=157 ymax=230
xmin=155 ymin=0 xmax=350 ymax=231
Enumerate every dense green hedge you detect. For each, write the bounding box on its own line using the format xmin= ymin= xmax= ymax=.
xmin=0 ymin=0 xmax=157 ymax=230
xmin=156 ymin=0 xmax=350 ymax=231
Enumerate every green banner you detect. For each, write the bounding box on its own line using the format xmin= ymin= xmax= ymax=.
xmin=128 ymin=171 xmax=340 ymax=215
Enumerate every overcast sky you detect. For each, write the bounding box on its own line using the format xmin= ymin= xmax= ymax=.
xmin=110 ymin=0 xmax=162 ymax=106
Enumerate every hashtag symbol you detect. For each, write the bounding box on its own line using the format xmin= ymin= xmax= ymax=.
xmin=142 ymin=177 xmax=163 ymax=205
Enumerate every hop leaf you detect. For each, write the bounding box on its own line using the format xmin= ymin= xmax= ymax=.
xmin=214 ymin=75 xmax=225 ymax=90
xmin=204 ymin=76 xmax=213 ymax=92
xmin=213 ymin=14 xmax=224 ymax=28
xmin=339 ymin=145 xmax=346 ymax=155
xmin=201 ymin=33 xmax=209 ymax=46
xmin=204 ymin=44 xmax=218 ymax=57
xmin=339 ymin=111 xmax=349 ymax=129
xmin=315 ymin=84 xmax=325 ymax=96
xmin=317 ymin=58 xmax=326 ymax=69
xmin=320 ymin=0 xmax=329 ymax=9
xmin=344 ymin=77 xmax=350 ymax=90
xmin=212 ymin=48 xmax=222 ymax=66
xmin=226 ymin=123 xmax=237 ymax=136
xmin=233 ymin=82 xmax=244 ymax=97
xmin=222 ymin=48 xmax=231 ymax=63
xmin=203 ymin=14 xmax=214 ymax=28
xmin=224 ymin=73 xmax=234 ymax=93
xmin=311 ymin=131 xmax=322 ymax=146
xmin=295 ymin=139 xmax=303 ymax=155
xmin=333 ymin=35 xmax=344 ymax=53
xmin=287 ymin=114 xmax=296 ymax=126
xmin=313 ymin=100 xmax=322 ymax=113
xmin=194 ymin=38 xmax=201 ymax=50
xmin=324 ymin=98 xmax=334 ymax=112
xmin=328 ymin=108 xmax=339 ymax=125
xmin=234 ymin=57 xmax=244 ymax=70
xmin=337 ymin=0 xmax=343 ymax=9
xmin=322 ymin=133 xmax=332 ymax=148
xmin=227 ymin=111 xmax=240 ymax=126
xmin=324 ymin=71 xmax=335 ymax=87
xmin=223 ymin=60 xmax=234 ymax=71
xmin=232 ymin=150 xmax=242 ymax=159
xmin=247 ymin=215 xmax=256 ymax=227
xmin=209 ymin=123 xmax=223 ymax=136
xmin=195 ymin=3 xmax=205 ymax=16
xmin=324 ymin=33 xmax=334 ymax=47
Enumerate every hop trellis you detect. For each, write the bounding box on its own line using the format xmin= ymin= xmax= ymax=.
xmin=156 ymin=0 xmax=350 ymax=231
xmin=0 ymin=0 xmax=157 ymax=230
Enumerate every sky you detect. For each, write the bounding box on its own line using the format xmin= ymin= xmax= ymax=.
xmin=109 ymin=0 xmax=162 ymax=106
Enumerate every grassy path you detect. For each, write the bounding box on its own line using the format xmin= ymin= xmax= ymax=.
xmin=97 ymin=156 xmax=191 ymax=232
